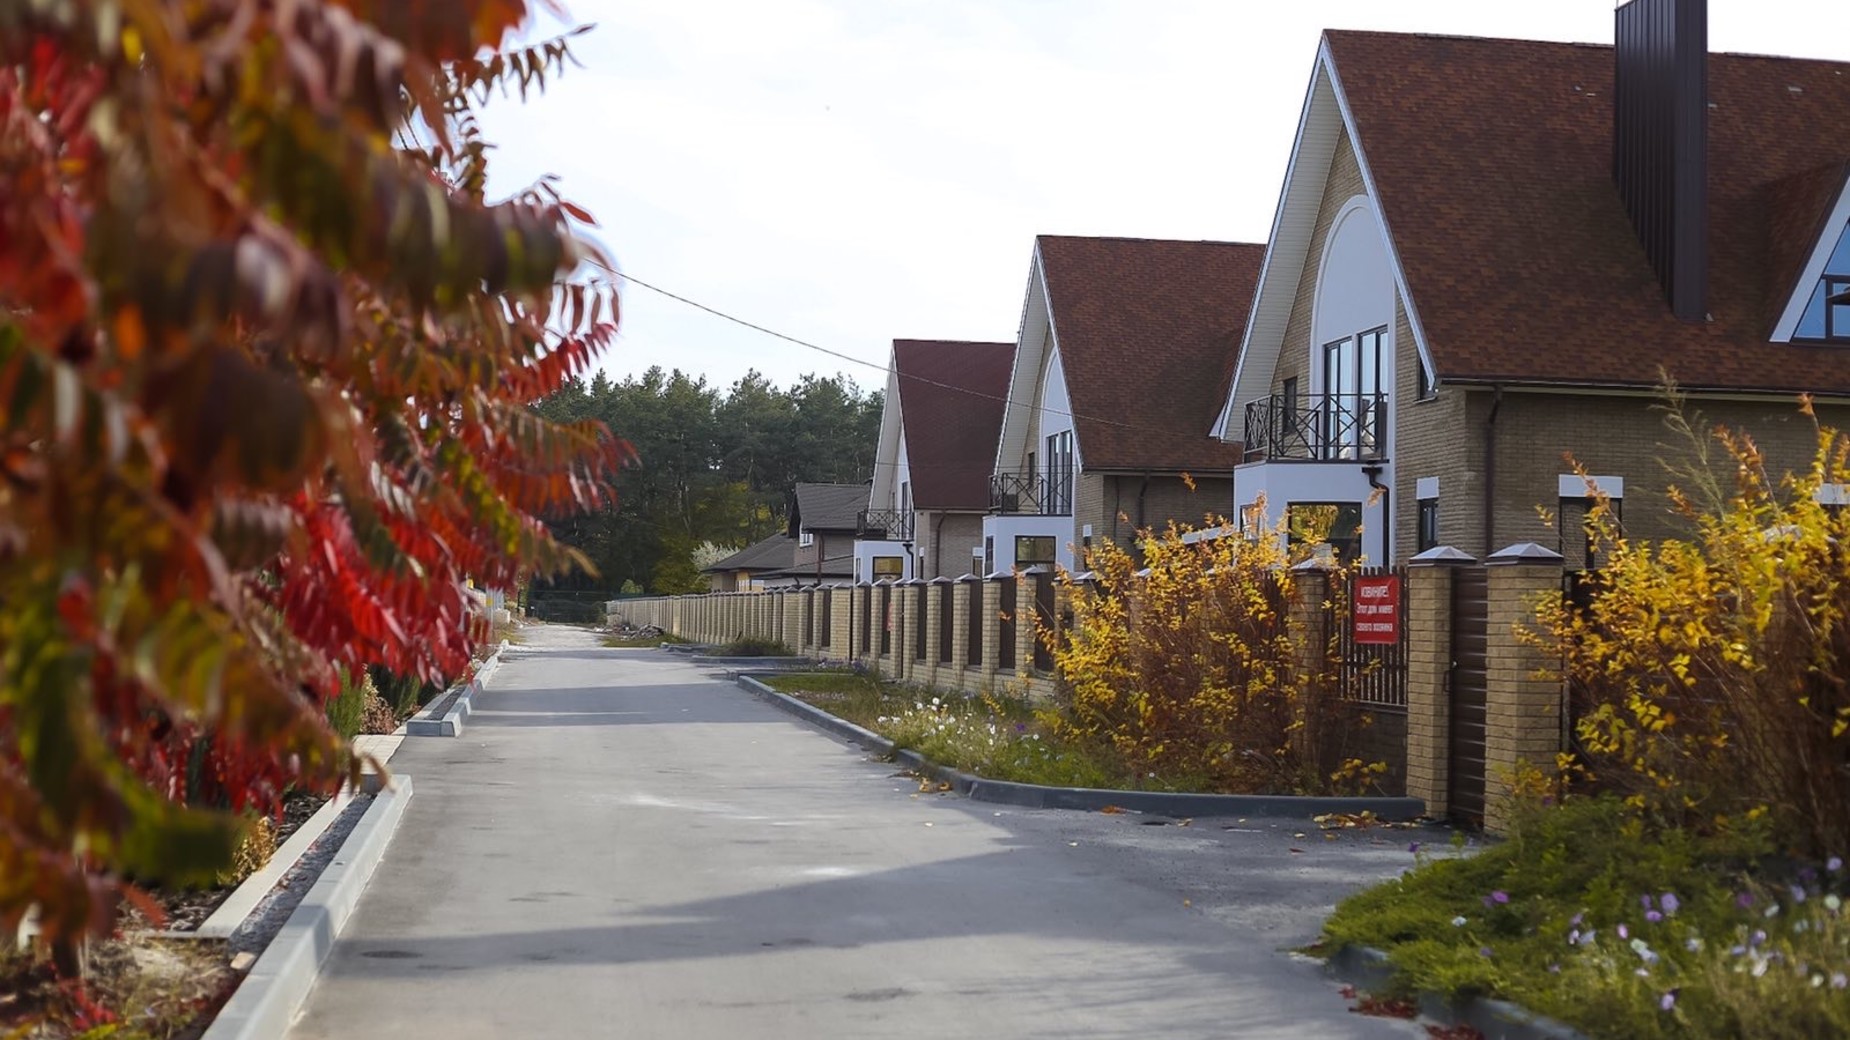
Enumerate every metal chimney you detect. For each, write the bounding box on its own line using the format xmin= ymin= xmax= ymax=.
xmin=1613 ymin=0 xmax=1709 ymax=322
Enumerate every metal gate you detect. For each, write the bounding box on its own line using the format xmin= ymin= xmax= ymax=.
xmin=964 ymin=579 xmax=983 ymax=667
xmin=878 ymin=586 xmax=891 ymax=655
xmin=1338 ymin=566 xmax=1409 ymax=707
xmin=1448 ymin=567 xmax=1490 ymax=827
xmin=1032 ymin=571 xmax=1055 ymax=673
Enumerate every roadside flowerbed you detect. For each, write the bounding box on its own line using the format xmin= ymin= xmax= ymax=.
xmin=763 ymin=672 xmax=1171 ymax=790
xmin=1322 ymin=797 xmax=1849 ymax=1039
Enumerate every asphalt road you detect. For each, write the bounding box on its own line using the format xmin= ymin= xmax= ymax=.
xmin=288 ymin=624 xmax=1442 ymax=1040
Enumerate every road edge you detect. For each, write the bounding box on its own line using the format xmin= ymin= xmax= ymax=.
xmin=735 ymin=674 xmax=1425 ymax=820
xmin=199 ymin=775 xmax=415 ymax=1040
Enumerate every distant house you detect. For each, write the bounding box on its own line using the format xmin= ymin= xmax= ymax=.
xmin=1214 ymin=2 xmax=1850 ymax=566
xmin=855 ymin=339 xmax=1016 ymax=580
xmin=700 ymin=532 xmax=798 ymax=592
xmin=766 ymin=482 xmax=865 ymax=585
xmin=984 ymin=235 xmax=1264 ymax=571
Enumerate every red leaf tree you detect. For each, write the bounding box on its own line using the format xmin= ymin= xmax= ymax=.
xmin=0 ymin=0 xmax=629 ymax=962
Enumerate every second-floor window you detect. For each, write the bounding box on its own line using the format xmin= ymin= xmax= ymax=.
xmin=799 ymin=530 xmax=814 ymax=548
xmin=1321 ymin=327 xmax=1386 ymax=459
xmin=1045 ymin=430 xmax=1074 ymax=514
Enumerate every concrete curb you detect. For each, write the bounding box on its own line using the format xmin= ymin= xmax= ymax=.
xmin=406 ymin=641 xmax=507 ymax=737
xmin=1325 ymin=945 xmax=1593 ymax=1040
xmin=187 ymin=785 xmax=361 ymax=940
xmin=736 ymin=675 xmax=1425 ymax=820
xmin=693 ymin=655 xmax=819 ymax=669
xmin=201 ymin=775 xmax=414 ymax=1040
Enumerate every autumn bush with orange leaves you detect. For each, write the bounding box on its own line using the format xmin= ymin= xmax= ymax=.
xmin=0 ymin=0 xmax=629 ymax=967
xmin=1530 ymin=398 xmax=1850 ymax=860
xmin=1046 ymin=505 xmax=1385 ymax=796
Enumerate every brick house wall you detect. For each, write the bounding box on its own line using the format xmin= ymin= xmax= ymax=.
xmin=1074 ymin=473 xmax=1233 ymax=563
xmin=917 ymin=511 xmax=985 ymax=578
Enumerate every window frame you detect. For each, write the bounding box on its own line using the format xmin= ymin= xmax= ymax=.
xmin=1015 ymin=535 xmax=1058 ymax=567
xmin=1416 ymin=497 xmax=1439 ymax=553
xmin=871 ymin=555 xmax=904 ymax=579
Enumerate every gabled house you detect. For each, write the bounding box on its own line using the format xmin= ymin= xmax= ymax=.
xmin=855 ymin=339 xmax=1016 ymax=580
xmin=985 ymin=235 xmax=1264 ymax=571
xmin=1215 ymin=0 xmax=1850 ymax=567
xmin=701 ymin=532 xmax=798 ymax=592
xmin=773 ymin=482 xmax=866 ymax=584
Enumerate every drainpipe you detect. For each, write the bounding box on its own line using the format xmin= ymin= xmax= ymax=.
xmin=1363 ymin=462 xmax=1390 ymax=564
xmin=1484 ymin=385 xmax=1503 ymax=555
xmin=1136 ymin=471 xmax=1151 ymax=533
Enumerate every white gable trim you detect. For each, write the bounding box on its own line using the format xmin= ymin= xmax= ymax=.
xmin=869 ymin=348 xmax=904 ymax=509
xmin=994 ymin=242 xmax=1072 ymax=474
xmin=1771 ymin=172 xmax=1850 ymax=343
xmin=1214 ymin=38 xmax=1438 ymax=441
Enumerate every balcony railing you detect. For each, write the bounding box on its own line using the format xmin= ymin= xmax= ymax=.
xmin=1243 ymin=392 xmax=1387 ymax=462
xmin=989 ymin=468 xmax=1074 ymax=516
xmin=857 ymin=508 xmax=914 ymax=541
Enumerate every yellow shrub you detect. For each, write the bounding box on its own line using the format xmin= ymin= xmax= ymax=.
xmin=1045 ymin=506 xmax=1380 ymax=795
xmin=1532 ymin=399 xmax=1850 ymax=857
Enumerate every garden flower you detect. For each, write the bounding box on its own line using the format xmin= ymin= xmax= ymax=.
xmin=1685 ymin=938 xmax=1703 ymax=952
xmin=1548 ymin=963 xmax=1562 ymax=974
xmin=1479 ymin=946 xmax=1493 ymax=959
xmin=1660 ymin=892 xmax=1680 ymax=915
xmin=1752 ymin=929 xmax=1768 ymax=947
xmin=1790 ymin=885 xmax=1809 ymax=904
xmin=1833 ymin=973 xmax=1847 ymax=990
xmin=1451 ymin=916 xmax=1468 ymax=927
xmin=1737 ymin=891 xmax=1755 ymax=909
xmin=1645 ymin=910 xmax=1663 ymax=923
xmin=1827 ymin=894 xmax=1843 ymax=912
xmin=1618 ymin=924 xmax=1630 ymax=940
xmin=1659 ymin=990 xmax=1677 ymax=1012
xmin=1829 ymin=856 xmax=1843 ymax=873
xmin=1569 ymin=912 xmax=1585 ymax=927
xmin=1491 ymin=890 xmax=1509 ymax=904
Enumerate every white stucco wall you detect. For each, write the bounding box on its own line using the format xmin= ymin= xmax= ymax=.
xmin=851 ymin=539 xmax=913 ymax=582
xmin=1232 ymin=460 xmax=1389 ymax=565
xmin=979 ymin=515 xmax=1077 ymax=573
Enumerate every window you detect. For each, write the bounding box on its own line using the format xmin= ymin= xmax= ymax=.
xmin=983 ymin=536 xmax=994 ymax=575
xmin=1240 ymin=502 xmax=1267 ymax=538
xmin=799 ymin=530 xmax=814 ymax=548
xmin=1044 ymin=430 xmax=1074 ymax=515
xmin=1417 ymin=498 xmax=1439 ymax=552
xmin=1321 ymin=327 xmax=1387 ymax=458
xmin=1287 ymin=502 xmax=1363 ymax=562
xmin=1281 ymin=375 xmax=1300 ymax=436
xmin=871 ymin=556 xmax=904 ymax=578
xmin=1795 ymin=221 xmax=1850 ymax=342
xmin=1015 ymin=535 xmax=1057 ymax=567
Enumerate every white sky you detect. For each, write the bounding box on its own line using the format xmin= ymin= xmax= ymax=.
xmin=479 ymin=1 xmax=1846 ymax=394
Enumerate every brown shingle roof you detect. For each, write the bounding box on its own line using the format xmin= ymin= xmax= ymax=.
xmin=1324 ymin=31 xmax=1850 ymax=393
xmin=892 ymin=339 xmax=1015 ymax=511
xmin=1037 ymin=236 xmax=1262 ymax=472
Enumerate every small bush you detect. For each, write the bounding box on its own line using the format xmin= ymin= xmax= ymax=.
xmin=360 ymin=683 xmax=398 ymax=735
xmin=714 ymin=637 xmax=794 ymax=657
xmin=214 ymin=815 xmax=277 ymax=887
xmin=325 ymin=670 xmax=371 ymax=741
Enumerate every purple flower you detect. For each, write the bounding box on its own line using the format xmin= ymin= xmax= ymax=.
xmin=1408 ymin=842 xmax=1421 ymax=854
xmin=1569 ymin=912 xmax=1585 ymax=927
xmin=1752 ymin=929 xmax=1768 ymax=947
xmin=1491 ymin=890 xmax=1510 ymax=905
xmin=1568 ymin=929 xmax=1582 ymax=946
xmin=1660 ymin=893 xmax=1680 ymax=915
xmin=1833 ymin=973 xmax=1848 ymax=990
xmin=1548 ymin=963 xmax=1562 ymax=974
xmin=1792 ymin=885 xmax=1810 ymax=904
xmin=1618 ymin=924 xmax=1630 ymax=940
xmin=1014 ymin=722 xmax=1027 ymax=733
xmin=1645 ymin=910 xmax=1664 ymax=923
xmin=1829 ymin=857 xmax=1843 ymax=873
xmin=1641 ymin=894 xmax=1655 ymax=910
xmin=1660 ymin=990 xmax=1678 ymax=1012
xmin=1737 ymin=891 xmax=1756 ymax=909
xmin=1479 ymin=946 xmax=1493 ymax=959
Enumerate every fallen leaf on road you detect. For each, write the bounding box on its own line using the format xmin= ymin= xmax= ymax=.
xmin=1288 ymin=847 xmax=1305 ymax=854
xmin=1099 ymin=805 xmax=1125 ymax=814
xmin=1293 ymin=832 xmax=1307 ymax=838
xmin=1177 ymin=818 xmax=1193 ymax=827
xmin=1068 ymin=841 xmax=1079 ymax=847
xmin=1182 ymin=899 xmax=1192 ymax=907
xmin=923 ymin=822 xmax=934 ymax=827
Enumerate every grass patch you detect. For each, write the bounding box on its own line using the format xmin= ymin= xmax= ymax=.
xmin=1323 ymin=796 xmax=1848 ymax=1039
xmin=762 ymin=672 xmax=1198 ymax=791
xmin=2 ymin=935 xmax=237 ymax=1038
xmin=603 ymin=632 xmax=690 ymax=648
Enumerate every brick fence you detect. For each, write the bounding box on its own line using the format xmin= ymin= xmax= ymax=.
xmin=611 ymin=543 xmax=1575 ymax=831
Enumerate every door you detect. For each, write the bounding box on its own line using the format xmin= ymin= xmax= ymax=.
xmin=1448 ymin=567 xmax=1489 ymax=827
